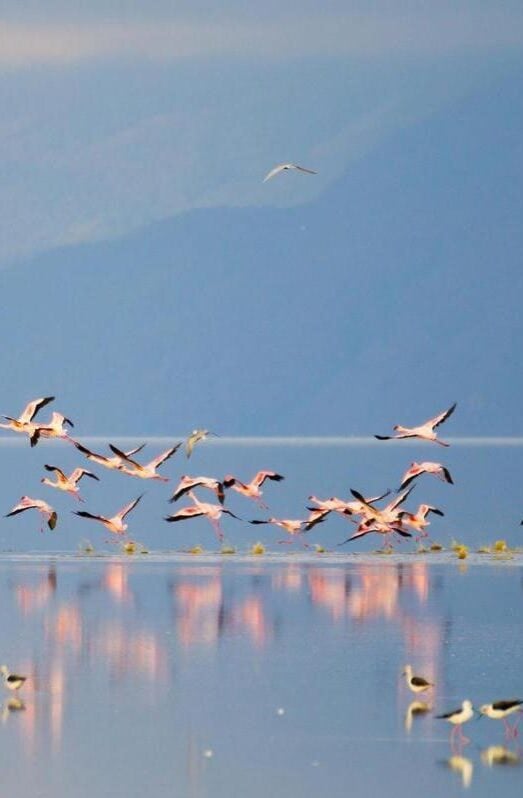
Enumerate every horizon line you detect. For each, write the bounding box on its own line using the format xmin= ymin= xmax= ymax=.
xmin=1 ymin=435 xmax=523 ymax=447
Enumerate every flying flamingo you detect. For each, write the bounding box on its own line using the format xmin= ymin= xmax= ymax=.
xmin=165 ymin=491 xmax=240 ymax=540
xmin=73 ymin=441 xmax=146 ymax=471
xmin=74 ymin=495 xmax=143 ymax=535
xmin=399 ymin=461 xmax=454 ymax=490
xmin=263 ymin=163 xmax=317 ymax=182
xmin=223 ymin=471 xmax=284 ymax=508
xmin=169 ymin=476 xmax=225 ymax=505
xmin=41 ymin=465 xmax=99 ymax=501
xmin=375 ymin=403 xmax=457 ymax=446
xmin=400 ymin=504 xmax=444 ymax=539
xmin=338 ymin=487 xmax=415 ymax=545
xmin=109 ymin=443 xmax=181 ymax=481
xmin=249 ymin=517 xmax=319 ymax=545
xmin=36 ymin=412 xmax=75 ymax=442
xmin=0 ymin=396 xmax=55 ymax=447
xmin=5 ymin=497 xmax=57 ymax=531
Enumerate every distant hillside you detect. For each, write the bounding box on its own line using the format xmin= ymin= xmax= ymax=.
xmin=1 ymin=74 xmax=522 ymax=437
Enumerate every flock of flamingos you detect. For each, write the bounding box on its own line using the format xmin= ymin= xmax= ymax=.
xmin=0 ymin=395 xmax=459 ymax=547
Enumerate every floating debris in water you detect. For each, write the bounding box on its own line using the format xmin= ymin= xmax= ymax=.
xmin=221 ymin=544 xmax=236 ymax=555
xmin=189 ymin=545 xmax=204 ymax=555
xmin=203 ymin=749 xmax=214 ymax=759
xmin=430 ymin=542 xmax=443 ymax=551
xmin=251 ymin=542 xmax=265 ymax=555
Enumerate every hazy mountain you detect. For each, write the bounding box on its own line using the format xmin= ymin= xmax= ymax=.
xmin=1 ymin=73 xmax=522 ymax=437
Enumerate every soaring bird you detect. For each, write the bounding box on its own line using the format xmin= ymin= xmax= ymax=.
xmin=169 ymin=475 xmax=225 ymax=505
xmin=41 ymin=465 xmax=99 ymax=501
xmin=1 ymin=666 xmax=27 ymax=691
xmin=400 ymin=504 xmax=444 ymax=538
xmin=263 ymin=163 xmax=317 ymax=182
xmin=249 ymin=517 xmax=319 ymax=544
xmin=36 ymin=412 xmax=75 ymax=442
xmin=0 ymin=396 xmax=55 ymax=446
xmin=109 ymin=443 xmax=181 ymax=481
xmin=375 ymin=403 xmax=457 ymax=446
xmin=74 ymin=495 xmax=143 ymax=535
xmin=74 ymin=441 xmax=146 ymax=471
xmin=399 ymin=461 xmax=454 ymax=491
xmin=5 ymin=497 xmax=57 ymax=531
xmin=165 ymin=492 xmax=240 ymax=540
xmin=223 ymin=471 xmax=284 ymax=508
xmin=185 ymin=429 xmax=216 ymax=458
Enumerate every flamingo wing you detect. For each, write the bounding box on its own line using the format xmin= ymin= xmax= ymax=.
xmin=19 ymin=396 xmax=55 ymax=423
xmin=428 ymin=402 xmax=457 ymax=430
xmin=148 ymin=443 xmax=182 ymax=470
xmin=386 ymin=485 xmax=415 ymax=513
xmin=71 ymin=469 xmax=100 ymax=484
xmin=74 ymin=441 xmax=110 ymax=465
xmin=44 ymin=464 xmax=67 ymax=481
xmin=164 ymin=507 xmax=205 ymax=522
xmin=442 ymin=467 xmax=454 ymax=484
xmin=118 ymin=494 xmax=144 ymax=520
xmin=109 ymin=444 xmax=142 ymax=469
xmin=74 ymin=511 xmax=108 ymax=523
xmin=252 ymin=471 xmax=285 ymax=488
xmin=5 ymin=504 xmax=35 ymax=517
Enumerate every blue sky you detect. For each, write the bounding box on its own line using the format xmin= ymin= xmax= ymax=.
xmin=0 ymin=2 xmax=522 ymax=263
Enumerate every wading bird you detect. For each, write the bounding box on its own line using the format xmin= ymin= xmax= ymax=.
xmin=109 ymin=443 xmax=181 ymax=481
xmin=479 ymin=699 xmax=523 ymax=739
xmin=165 ymin=492 xmax=240 ymax=540
xmin=74 ymin=441 xmax=146 ymax=471
xmin=169 ymin=475 xmax=225 ymax=505
xmin=263 ymin=163 xmax=317 ymax=182
xmin=5 ymin=496 xmax=57 ymax=531
xmin=0 ymin=666 xmax=27 ymax=691
xmin=41 ymin=465 xmax=99 ymax=501
xmin=0 ymin=396 xmax=55 ymax=446
xmin=74 ymin=495 xmax=143 ymax=536
xmin=436 ymin=700 xmax=475 ymax=748
xmin=399 ymin=461 xmax=454 ymax=491
xmin=375 ymin=403 xmax=457 ymax=446
xmin=223 ymin=471 xmax=284 ymax=508
xmin=402 ymin=664 xmax=434 ymax=694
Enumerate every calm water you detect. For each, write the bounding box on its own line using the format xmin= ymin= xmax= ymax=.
xmin=0 ymin=555 xmax=522 ymax=797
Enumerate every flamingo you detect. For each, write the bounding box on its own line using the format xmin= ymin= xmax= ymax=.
xmin=109 ymin=443 xmax=181 ymax=481
xmin=74 ymin=495 xmax=143 ymax=535
xmin=5 ymin=496 xmax=57 ymax=531
xmin=0 ymin=396 xmax=55 ymax=447
xmin=36 ymin=412 xmax=75 ymax=442
xmin=185 ymin=429 xmax=216 ymax=458
xmin=399 ymin=461 xmax=454 ymax=490
xmin=375 ymin=403 xmax=457 ymax=446
xmin=223 ymin=471 xmax=284 ymax=508
xmin=338 ymin=487 xmax=415 ymax=545
xmin=73 ymin=441 xmax=146 ymax=471
xmin=169 ymin=476 xmax=225 ymax=505
xmin=263 ymin=163 xmax=317 ymax=182
xmin=165 ymin=491 xmax=240 ymax=541
xmin=41 ymin=465 xmax=99 ymax=501
xmin=249 ymin=517 xmax=318 ymax=545
xmin=400 ymin=504 xmax=444 ymax=538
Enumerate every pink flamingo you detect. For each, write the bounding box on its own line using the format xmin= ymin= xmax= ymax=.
xmin=399 ymin=461 xmax=454 ymax=490
xmin=74 ymin=441 xmax=146 ymax=471
xmin=0 ymin=396 xmax=55 ymax=447
xmin=400 ymin=504 xmax=444 ymax=539
xmin=165 ymin=491 xmax=240 ymax=541
xmin=109 ymin=443 xmax=181 ymax=481
xmin=169 ymin=476 xmax=225 ymax=505
xmin=36 ymin=412 xmax=75 ymax=442
xmin=74 ymin=495 xmax=143 ymax=535
xmin=249 ymin=517 xmax=318 ymax=545
xmin=375 ymin=403 xmax=457 ymax=446
xmin=5 ymin=496 xmax=57 ymax=531
xmin=223 ymin=471 xmax=284 ymax=508
xmin=41 ymin=465 xmax=99 ymax=502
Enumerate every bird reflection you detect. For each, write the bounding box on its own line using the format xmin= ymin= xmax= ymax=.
xmin=446 ymin=755 xmax=474 ymax=788
xmin=1 ymin=697 xmax=26 ymax=723
xmin=481 ymin=745 xmax=521 ymax=767
xmin=13 ymin=566 xmax=57 ymax=615
xmin=404 ymin=700 xmax=431 ymax=732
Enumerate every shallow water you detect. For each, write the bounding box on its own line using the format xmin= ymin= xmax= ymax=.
xmin=0 ymin=556 xmax=521 ymax=796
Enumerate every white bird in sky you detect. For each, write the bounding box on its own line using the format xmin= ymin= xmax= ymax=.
xmin=41 ymin=465 xmax=99 ymax=501
xmin=165 ymin=491 xmax=240 ymax=540
xmin=263 ymin=163 xmax=318 ymax=182
xmin=0 ymin=396 xmax=55 ymax=447
xmin=73 ymin=441 xmax=146 ymax=471
xmin=375 ymin=403 xmax=457 ymax=447
xmin=109 ymin=443 xmax=181 ymax=481
xmin=399 ymin=461 xmax=454 ymax=491
xmin=5 ymin=496 xmax=57 ymax=531
xmin=74 ymin=495 xmax=143 ymax=536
